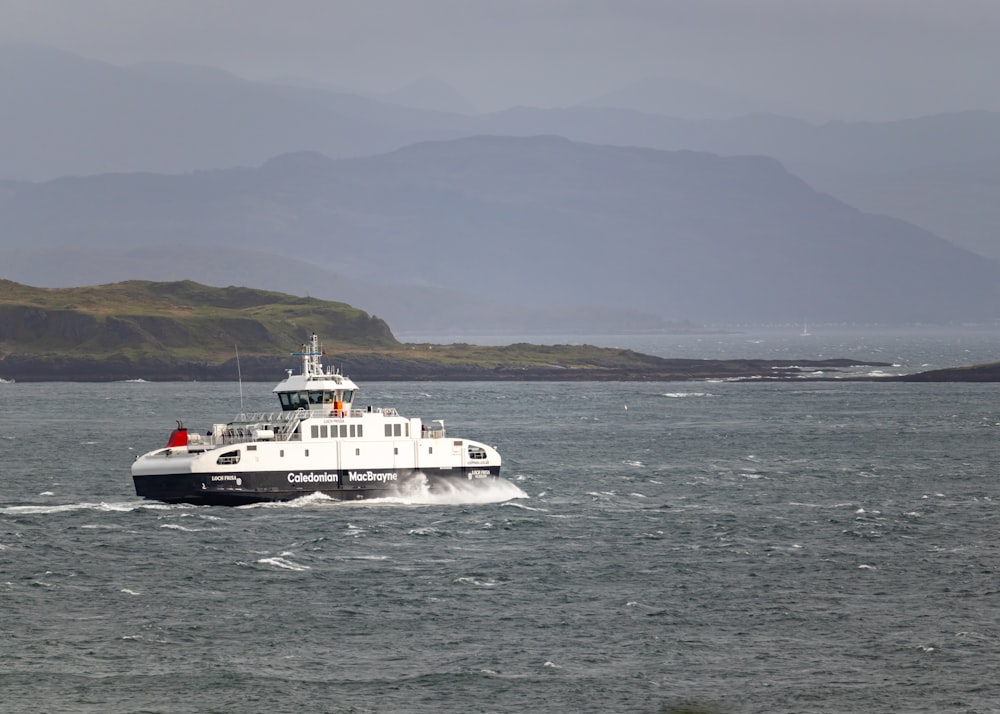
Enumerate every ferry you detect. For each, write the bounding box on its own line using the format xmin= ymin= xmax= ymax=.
xmin=131 ymin=334 xmax=502 ymax=505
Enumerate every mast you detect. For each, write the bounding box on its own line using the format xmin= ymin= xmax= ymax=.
xmin=292 ymin=332 xmax=326 ymax=378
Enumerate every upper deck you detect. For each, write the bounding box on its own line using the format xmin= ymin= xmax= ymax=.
xmin=272 ymin=333 xmax=360 ymax=415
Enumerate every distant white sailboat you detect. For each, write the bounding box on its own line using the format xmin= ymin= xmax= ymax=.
xmin=800 ymin=321 xmax=811 ymax=336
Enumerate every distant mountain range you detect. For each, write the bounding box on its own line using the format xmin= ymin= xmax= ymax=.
xmin=3 ymin=44 xmax=1000 ymax=331
xmin=2 ymin=135 xmax=999 ymax=329
xmin=4 ymin=45 xmax=1000 ymax=263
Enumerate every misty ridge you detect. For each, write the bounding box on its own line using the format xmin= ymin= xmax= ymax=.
xmin=2 ymin=44 xmax=1000 ymax=333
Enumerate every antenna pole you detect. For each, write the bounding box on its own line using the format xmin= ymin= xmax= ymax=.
xmin=235 ymin=344 xmax=244 ymax=413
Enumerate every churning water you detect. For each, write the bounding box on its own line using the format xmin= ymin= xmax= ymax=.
xmin=2 ymin=329 xmax=999 ymax=713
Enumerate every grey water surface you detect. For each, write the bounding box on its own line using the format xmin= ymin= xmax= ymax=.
xmin=2 ymin=331 xmax=998 ymax=713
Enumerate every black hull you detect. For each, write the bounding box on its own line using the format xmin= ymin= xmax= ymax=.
xmin=133 ymin=466 xmax=501 ymax=506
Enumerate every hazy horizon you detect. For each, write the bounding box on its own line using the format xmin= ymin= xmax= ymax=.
xmin=3 ymin=0 xmax=1000 ymax=120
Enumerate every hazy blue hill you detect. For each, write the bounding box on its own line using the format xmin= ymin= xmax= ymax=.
xmin=5 ymin=45 xmax=1000 ymax=263
xmin=2 ymin=135 xmax=998 ymax=326
xmin=0 ymin=45 xmax=465 ymax=181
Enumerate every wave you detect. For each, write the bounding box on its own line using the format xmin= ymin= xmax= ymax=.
xmin=501 ymin=501 xmax=547 ymax=512
xmin=378 ymin=477 xmax=528 ymax=506
xmin=256 ymin=555 xmax=311 ymax=572
xmin=242 ymin=476 xmax=528 ymax=509
xmin=662 ymin=391 xmax=714 ymax=398
xmin=0 ymin=500 xmax=178 ymax=515
xmin=159 ymin=523 xmax=217 ymax=532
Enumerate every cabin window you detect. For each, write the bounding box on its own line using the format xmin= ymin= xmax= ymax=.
xmin=429 ymin=447 xmax=433 ymax=454
xmin=247 ymin=445 xmax=257 ymax=451
xmin=357 ymin=425 xmax=363 ymax=438
xmin=342 ymin=390 xmax=354 ymax=403
xmin=355 ymin=448 xmax=360 ymax=456
xmin=280 ymin=449 xmax=285 ymax=457
xmin=320 ymin=425 xmax=328 ymax=438
xmin=340 ymin=425 xmax=348 ymax=438
xmin=217 ymin=450 xmax=240 ymax=465
xmin=394 ymin=448 xmax=398 ymax=455
xmin=305 ymin=449 xmax=309 ymax=457
xmin=468 ymin=445 xmax=487 ymax=461
xmin=385 ymin=424 xmax=392 ymax=437
xmin=311 ymin=425 xmax=319 ymax=439
xmin=393 ymin=424 xmax=401 ymax=437
xmin=349 ymin=425 xmax=356 ymax=437
xmin=280 ymin=392 xmax=310 ymax=411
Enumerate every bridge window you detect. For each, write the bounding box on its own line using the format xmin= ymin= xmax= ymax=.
xmin=279 ymin=391 xmax=313 ymax=411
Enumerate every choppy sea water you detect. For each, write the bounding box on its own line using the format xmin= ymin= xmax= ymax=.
xmin=2 ymin=331 xmax=999 ymax=713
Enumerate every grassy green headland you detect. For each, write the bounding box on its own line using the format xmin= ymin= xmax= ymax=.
xmin=0 ymin=280 xmax=888 ymax=381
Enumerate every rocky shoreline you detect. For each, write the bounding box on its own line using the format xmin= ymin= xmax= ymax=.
xmin=0 ymin=353 xmax=892 ymax=382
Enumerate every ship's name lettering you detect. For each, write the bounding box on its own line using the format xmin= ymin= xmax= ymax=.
xmin=211 ymin=475 xmax=239 ymax=481
xmin=347 ymin=471 xmax=399 ymax=483
xmin=287 ymin=471 xmax=339 ymax=484
xmin=467 ymin=469 xmax=490 ymax=479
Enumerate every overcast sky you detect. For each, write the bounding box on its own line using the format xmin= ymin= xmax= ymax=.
xmin=2 ymin=0 xmax=1000 ymax=119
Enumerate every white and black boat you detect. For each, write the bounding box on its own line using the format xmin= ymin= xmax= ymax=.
xmin=132 ymin=334 xmax=502 ymax=505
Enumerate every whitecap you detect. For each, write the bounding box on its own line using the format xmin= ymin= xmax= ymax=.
xmin=120 ymin=588 xmax=141 ymax=596
xmin=159 ymin=523 xmax=214 ymax=532
xmin=455 ymin=576 xmax=497 ymax=587
xmin=237 ymin=491 xmax=335 ymax=509
xmin=858 ymin=564 xmax=876 ymax=570
xmin=408 ymin=527 xmax=443 ymax=536
xmin=501 ymin=501 xmax=547 ymax=512
xmin=0 ymin=501 xmax=178 ymax=515
xmin=257 ymin=556 xmax=310 ymax=572
xmin=335 ymin=554 xmax=389 ymax=561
